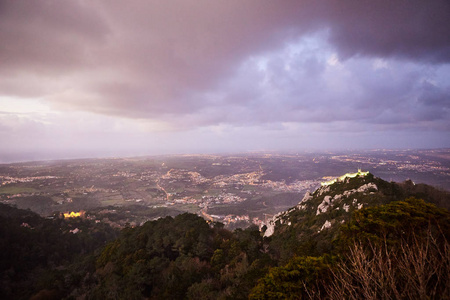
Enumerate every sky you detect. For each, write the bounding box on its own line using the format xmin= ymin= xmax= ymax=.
xmin=1 ymin=0 xmax=449 ymax=162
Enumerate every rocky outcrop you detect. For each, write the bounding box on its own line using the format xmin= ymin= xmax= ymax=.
xmin=263 ymin=172 xmax=381 ymax=237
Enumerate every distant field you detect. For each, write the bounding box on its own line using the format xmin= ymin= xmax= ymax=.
xmin=174 ymin=204 xmax=200 ymax=214
xmin=101 ymin=199 xmax=124 ymax=206
xmin=0 ymin=186 xmax=38 ymax=194
xmin=100 ymin=195 xmax=125 ymax=206
xmin=0 ymin=150 xmax=448 ymax=228
xmin=242 ymin=185 xmax=260 ymax=191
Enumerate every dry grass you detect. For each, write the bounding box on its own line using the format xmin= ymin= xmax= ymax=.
xmin=323 ymin=229 xmax=449 ymax=300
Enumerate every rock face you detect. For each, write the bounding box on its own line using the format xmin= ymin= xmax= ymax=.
xmin=263 ymin=171 xmax=381 ymax=237
xmin=262 ymin=170 xmax=450 ymax=239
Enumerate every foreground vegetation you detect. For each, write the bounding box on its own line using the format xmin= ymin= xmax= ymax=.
xmin=1 ymin=176 xmax=449 ymax=299
xmin=251 ymin=198 xmax=449 ymax=299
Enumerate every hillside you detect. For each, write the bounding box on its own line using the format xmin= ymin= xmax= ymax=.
xmin=0 ymin=204 xmax=119 ymax=300
xmin=1 ymin=151 xmax=448 ymax=231
xmin=265 ymin=171 xmax=449 ymax=261
xmin=1 ymin=172 xmax=449 ymax=299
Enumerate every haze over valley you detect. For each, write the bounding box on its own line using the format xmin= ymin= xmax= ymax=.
xmin=1 ymin=149 xmax=448 ymax=229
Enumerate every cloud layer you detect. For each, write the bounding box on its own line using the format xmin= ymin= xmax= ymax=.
xmin=0 ymin=0 xmax=449 ymax=160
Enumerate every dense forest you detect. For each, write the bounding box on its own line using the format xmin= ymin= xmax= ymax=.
xmin=1 ymin=175 xmax=449 ymax=299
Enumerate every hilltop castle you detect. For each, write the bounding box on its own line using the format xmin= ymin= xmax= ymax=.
xmin=321 ymin=169 xmax=369 ymax=186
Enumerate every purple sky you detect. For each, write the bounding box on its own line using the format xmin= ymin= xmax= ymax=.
xmin=1 ymin=0 xmax=449 ymax=162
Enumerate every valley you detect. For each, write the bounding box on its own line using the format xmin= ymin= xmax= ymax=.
xmin=0 ymin=149 xmax=449 ymax=229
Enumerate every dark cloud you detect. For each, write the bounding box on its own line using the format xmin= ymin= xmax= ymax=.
xmin=326 ymin=0 xmax=450 ymax=63
xmin=0 ymin=0 xmax=108 ymax=73
xmin=2 ymin=0 xmax=448 ymax=115
xmin=0 ymin=0 xmax=449 ymax=159
xmin=415 ymin=81 xmax=450 ymax=123
xmin=419 ymin=82 xmax=450 ymax=108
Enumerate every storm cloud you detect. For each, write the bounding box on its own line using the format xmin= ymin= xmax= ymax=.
xmin=0 ymin=0 xmax=449 ymax=161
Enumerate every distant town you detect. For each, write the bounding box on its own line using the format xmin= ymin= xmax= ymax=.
xmin=1 ymin=149 xmax=449 ymax=229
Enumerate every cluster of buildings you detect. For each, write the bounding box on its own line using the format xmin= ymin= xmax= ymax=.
xmin=330 ymin=154 xmax=449 ymax=173
xmin=262 ymin=179 xmax=318 ymax=192
xmin=0 ymin=175 xmax=58 ymax=185
xmin=207 ymin=213 xmax=264 ymax=227
xmin=212 ymin=171 xmax=263 ymax=187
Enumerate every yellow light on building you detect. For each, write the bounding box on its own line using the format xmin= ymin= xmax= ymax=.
xmin=321 ymin=169 xmax=369 ymax=186
xmin=63 ymin=211 xmax=84 ymax=218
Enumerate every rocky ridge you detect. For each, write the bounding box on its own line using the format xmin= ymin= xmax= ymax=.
xmin=263 ymin=171 xmax=417 ymax=238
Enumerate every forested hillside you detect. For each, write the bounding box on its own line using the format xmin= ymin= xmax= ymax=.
xmin=0 ymin=204 xmax=119 ymax=299
xmin=1 ymin=174 xmax=449 ymax=299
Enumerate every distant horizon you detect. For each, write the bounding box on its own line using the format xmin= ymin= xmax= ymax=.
xmin=1 ymin=147 xmax=449 ymax=165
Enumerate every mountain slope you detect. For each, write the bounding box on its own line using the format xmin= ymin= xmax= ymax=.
xmin=1 ymin=171 xmax=449 ymax=299
xmin=263 ymin=171 xmax=450 ymax=260
xmin=0 ymin=204 xmax=119 ymax=300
